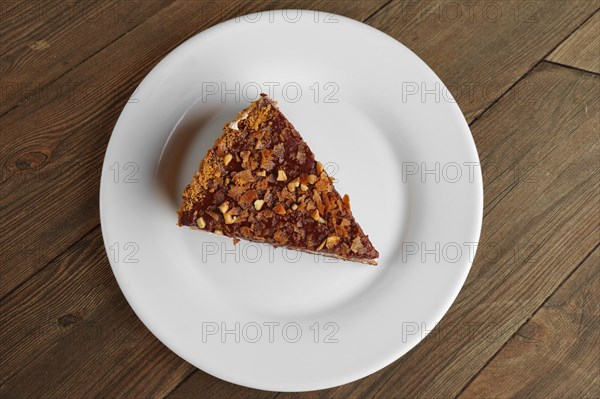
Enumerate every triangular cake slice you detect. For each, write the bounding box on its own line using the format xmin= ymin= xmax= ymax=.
xmin=178 ymin=94 xmax=379 ymax=265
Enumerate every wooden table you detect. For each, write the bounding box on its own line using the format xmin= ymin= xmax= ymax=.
xmin=1 ymin=1 xmax=598 ymax=398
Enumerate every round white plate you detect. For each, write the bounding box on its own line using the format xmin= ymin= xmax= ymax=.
xmin=100 ymin=10 xmax=483 ymax=392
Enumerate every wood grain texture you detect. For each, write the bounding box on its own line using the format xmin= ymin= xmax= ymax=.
xmin=267 ymin=62 xmax=599 ymax=399
xmin=0 ymin=0 xmax=174 ymax=115
xmin=365 ymin=0 xmax=599 ymax=122
xmin=167 ymin=372 xmax=277 ymax=399
xmin=547 ymin=10 xmax=600 ymax=74
xmin=459 ymin=247 xmax=600 ymax=399
xmin=0 ymin=0 xmax=388 ymax=299
xmin=0 ymin=227 xmax=194 ymax=398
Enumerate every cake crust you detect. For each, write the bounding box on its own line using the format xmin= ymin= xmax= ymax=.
xmin=178 ymin=94 xmax=379 ymax=264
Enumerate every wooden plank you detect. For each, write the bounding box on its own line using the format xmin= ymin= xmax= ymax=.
xmin=273 ymin=62 xmax=599 ymax=399
xmin=166 ymin=371 xmax=278 ymax=399
xmin=459 ymin=247 xmax=600 ymax=399
xmin=0 ymin=227 xmax=194 ymax=398
xmin=547 ymin=11 xmax=600 ymax=74
xmin=0 ymin=0 xmax=174 ymax=115
xmin=365 ymin=0 xmax=599 ymax=122
xmin=0 ymin=0 xmax=388 ymax=305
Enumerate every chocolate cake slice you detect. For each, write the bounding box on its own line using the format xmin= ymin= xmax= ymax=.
xmin=178 ymin=94 xmax=379 ymax=265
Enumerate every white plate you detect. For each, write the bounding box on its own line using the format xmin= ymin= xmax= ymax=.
xmin=100 ymin=10 xmax=483 ymax=392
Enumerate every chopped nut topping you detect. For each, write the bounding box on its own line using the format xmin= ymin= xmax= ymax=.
xmin=273 ymin=203 xmax=286 ymax=215
xmin=196 ymin=217 xmax=206 ymax=228
xmin=274 ymin=229 xmax=286 ymax=243
xmin=216 ymin=141 xmax=226 ymax=156
xmin=316 ymin=161 xmax=323 ymax=174
xmin=291 ymin=203 xmax=298 ymax=211
xmin=214 ymin=230 xmax=223 ymax=235
xmin=300 ymin=184 xmax=308 ymax=192
xmin=254 ymin=199 xmax=265 ymax=211
xmin=297 ymin=201 xmax=307 ymax=211
xmin=207 ymin=211 xmax=219 ymax=221
xmin=307 ymin=174 xmax=318 ymax=184
xmin=260 ymin=149 xmax=275 ymax=171
xmin=316 ymin=238 xmax=327 ymax=251
xmin=337 ymin=218 xmax=351 ymax=238
xmin=224 ymin=210 xmax=237 ymax=224
xmin=233 ymin=169 xmax=255 ymax=185
xmin=240 ymin=150 xmax=251 ymax=163
xmin=239 ymin=189 xmax=257 ymax=207
xmin=223 ymin=153 xmax=233 ymax=166
xmin=310 ymin=209 xmax=320 ymax=222
xmin=287 ymin=177 xmax=299 ymax=191
xmin=343 ymin=194 xmax=351 ymax=211
xmin=218 ymin=201 xmax=229 ymax=214
xmin=322 ymin=191 xmax=331 ymax=211
xmin=351 ymin=236 xmax=365 ymax=254
xmin=227 ymin=185 xmax=246 ymax=200
xmin=277 ymin=170 xmax=287 ymax=181
xmin=313 ymin=191 xmax=324 ymax=215
xmin=256 ymin=170 xmax=266 ymax=177
xmin=325 ymin=235 xmax=340 ymax=249
xmin=315 ymin=177 xmax=330 ymax=192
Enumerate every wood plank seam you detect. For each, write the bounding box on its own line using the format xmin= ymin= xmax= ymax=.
xmin=0 ymin=223 xmax=100 ymax=304
xmin=161 ymin=370 xmax=197 ymax=399
xmin=469 ymin=5 xmax=600 ymax=141
xmin=481 ymin=116 xmax=584 ymax=196
xmin=0 ymin=226 xmax=104 ymax=387
xmin=547 ymin=9 xmax=600 ymax=75
xmin=362 ymin=0 xmax=394 ymax=22
xmin=544 ymin=59 xmax=600 ymax=77
xmin=0 ymin=2 xmax=173 ymax=120
xmin=453 ymin=242 xmax=600 ymax=399
xmin=0 ymin=0 xmax=390 ymax=122
xmin=482 ymin=90 xmax=598 ymax=219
